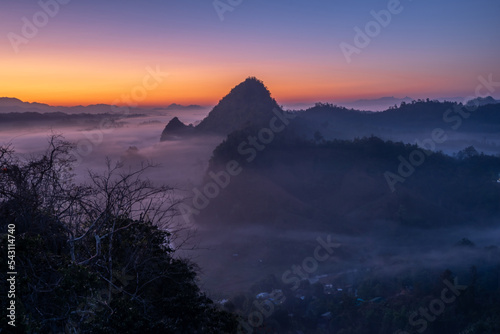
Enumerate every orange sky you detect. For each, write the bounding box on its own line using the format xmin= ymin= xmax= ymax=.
xmin=1 ymin=1 xmax=498 ymax=107
xmin=0 ymin=50 xmax=483 ymax=107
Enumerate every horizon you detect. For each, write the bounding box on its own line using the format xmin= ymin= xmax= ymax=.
xmin=2 ymin=88 xmax=499 ymax=110
xmin=1 ymin=0 xmax=499 ymax=106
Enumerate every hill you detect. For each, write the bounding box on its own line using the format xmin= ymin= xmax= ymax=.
xmin=466 ymin=95 xmax=500 ymax=107
xmin=196 ymin=77 xmax=282 ymax=134
xmin=160 ymin=77 xmax=285 ymax=140
xmin=159 ymin=116 xmax=194 ymax=140
xmin=199 ymin=134 xmax=500 ymax=231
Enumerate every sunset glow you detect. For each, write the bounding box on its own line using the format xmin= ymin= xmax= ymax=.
xmin=1 ymin=0 xmax=499 ymax=106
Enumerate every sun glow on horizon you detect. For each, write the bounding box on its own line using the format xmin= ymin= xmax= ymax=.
xmin=0 ymin=0 xmax=498 ymax=107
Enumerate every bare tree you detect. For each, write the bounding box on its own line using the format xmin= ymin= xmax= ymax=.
xmin=0 ymin=135 xmax=237 ymax=333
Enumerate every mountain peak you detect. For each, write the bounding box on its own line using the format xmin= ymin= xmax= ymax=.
xmin=228 ymin=77 xmax=272 ymax=98
xmin=166 ymin=116 xmax=184 ymax=128
xmin=0 ymin=97 xmax=25 ymax=106
xmin=160 ymin=117 xmax=194 ymax=141
xmin=242 ymin=76 xmax=267 ymax=86
xmin=195 ymin=77 xmax=282 ymax=134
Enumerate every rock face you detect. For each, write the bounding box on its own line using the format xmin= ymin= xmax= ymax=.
xmin=159 ymin=117 xmax=194 ymax=141
xmin=160 ymin=77 xmax=283 ymax=141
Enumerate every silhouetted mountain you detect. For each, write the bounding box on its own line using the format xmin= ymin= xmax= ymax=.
xmin=195 ymin=77 xmax=283 ymax=134
xmin=466 ymin=96 xmax=499 ymax=107
xmin=0 ymin=97 xmax=208 ymax=115
xmin=0 ymin=101 xmax=112 ymax=114
xmin=165 ymin=103 xmax=203 ymax=111
xmin=202 ymin=133 xmax=500 ymax=231
xmin=0 ymin=97 xmax=141 ymax=114
xmin=435 ymin=96 xmax=464 ymax=103
xmin=159 ymin=77 xmax=287 ymax=141
xmin=0 ymin=97 xmax=31 ymax=106
xmin=160 ymin=117 xmax=194 ymax=141
xmin=345 ymin=96 xmax=413 ymax=111
xmin=290 ymin=100 xmax=500 ymax=149
xmin=64 ymin=104 xmax=116 ymax=114
xmin=0 ymin=97 xmax=54 ymax=113
xmin=157 ymin=78 xmax=500 ymax=156
xmin=356 ymin=96 xmax=413 ymax=104
xmin=190 ymin=90 xmax=500 ymax=230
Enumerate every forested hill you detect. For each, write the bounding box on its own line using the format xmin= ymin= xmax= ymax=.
xmin=292 ymin=100 xmax=500 ymax=142
xmin=202 ymin=134 xmax=500 ymax=231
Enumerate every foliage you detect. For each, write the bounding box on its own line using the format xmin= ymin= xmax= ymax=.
xmin=207 ymin=133 xmax=500 ymax=230
xmin=0 ymin=136 xmax=237 ymax=333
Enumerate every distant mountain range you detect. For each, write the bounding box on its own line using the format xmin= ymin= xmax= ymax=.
xmin=0 ymin=97 xmax=115 ymax=114
xmin=341 ymin=96 xmax=499 ymax=111
xmin=0 ymin=97 xmax=204 ymax=115
xmin=160 ymin=77 xmax=500 ymax=144
xmin=163 ymin=103 xmax=204 ymax=111
xmin=4 ymin=91 xmax=498 ymax=120
xmin=284 ymin=96 xmax=494 ymax=112
xmin=344 ymin=96 xmax=414 ymax=111
xmin=466 ymin=96 xmax=500 ymax=107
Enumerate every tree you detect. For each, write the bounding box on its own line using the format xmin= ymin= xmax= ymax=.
xmin=456 ymin=146 xmax=479 ymax=160
xmin=0 ymin=135 xmax=237 ymax=333
xmin=314 ymin=131 xmax=325 ymax=143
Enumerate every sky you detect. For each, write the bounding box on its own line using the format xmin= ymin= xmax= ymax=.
xmin=1 ymin=0 xmax=499 ymax=107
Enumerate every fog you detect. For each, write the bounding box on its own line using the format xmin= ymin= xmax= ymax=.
xmin=0 ymin=109 xmax=216 ymax=185
xmin=191 ymin=218 xmax=500 ymax=296
xmin=2 ymin=108 xmax=499 ymax=301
